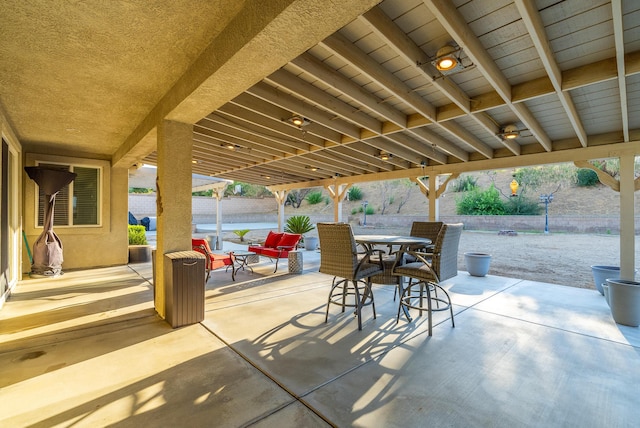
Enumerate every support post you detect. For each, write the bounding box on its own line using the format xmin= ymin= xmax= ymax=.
xmin=155 ymin=120 xmax=194 ymax=319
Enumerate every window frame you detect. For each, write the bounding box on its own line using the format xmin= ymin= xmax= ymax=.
xmin=26 ymin=154 xmax=109 ymax=232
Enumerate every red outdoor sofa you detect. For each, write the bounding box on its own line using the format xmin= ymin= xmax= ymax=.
xmin=248 ymin=231 xmax=301 ymax=272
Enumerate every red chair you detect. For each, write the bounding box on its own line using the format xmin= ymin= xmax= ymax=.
xmin=192 ymin=238 xmax=235 ymax=281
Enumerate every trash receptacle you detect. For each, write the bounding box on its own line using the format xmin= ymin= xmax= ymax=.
xmin=164 ymin=251 xmax=206 ymax=328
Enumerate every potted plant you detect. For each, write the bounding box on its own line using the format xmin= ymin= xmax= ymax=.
xmin=128 ymin=225 xmax=151 ymax=263
xmin=285 ymin=215 xmax=317 ymax=250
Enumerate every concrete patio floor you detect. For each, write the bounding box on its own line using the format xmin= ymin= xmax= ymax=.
xmin=1 ymin=244 xmax=639 ymax=427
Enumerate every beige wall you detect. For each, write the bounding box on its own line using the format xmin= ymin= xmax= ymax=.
xmin=22 ymin=154 xmax=129 ymax=272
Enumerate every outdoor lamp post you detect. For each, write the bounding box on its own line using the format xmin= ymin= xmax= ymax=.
xmin=363 ymin=200 xmax=369 ymax=226
xmin=539 ymin=193 xmax=554 ymax=234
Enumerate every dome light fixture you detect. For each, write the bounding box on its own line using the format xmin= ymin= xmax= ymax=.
xmin=501 ymin=124 xmax=520 ymax=140
xmin=433 ymin=44 xmax=460 ymax=72
xmin=286 ymin=115 xmax=311 ymax=128
xmin=379 ymin=151 xmax=392 ymax=161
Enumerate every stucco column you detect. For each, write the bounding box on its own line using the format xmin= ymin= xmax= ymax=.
xmin=619 ymin=153 xmax=635 ymax=280
xmin=154 ymin=120 xmax=194 ymax=318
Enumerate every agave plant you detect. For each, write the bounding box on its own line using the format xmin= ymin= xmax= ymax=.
xmin=285 ymin=215 xmax=315 ymax=235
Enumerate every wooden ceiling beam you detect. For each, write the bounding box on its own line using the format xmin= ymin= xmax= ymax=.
xmin=290 ymin=52 xmax=407 ymax=127
xmin=515 ymin=0 xmax=587 ymax=147
xmin=248 ymin=81 xmax=361 ymax=140
xmin=612 ymin=0 xmax=629 ymax=142
xmin=322 ymin=32 xmax=438 ymax=120
xmin=361 ymin=6 xmax=505 ymax=156
xmin=265 ymin=68 xmax=383 ymax=133
xmin=425 ymin=0 xmax=552 ymax=152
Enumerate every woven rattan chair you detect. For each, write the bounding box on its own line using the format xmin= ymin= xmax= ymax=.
xmin=430 ymin=222 xmax=463 ymax=282
xmin=317 ymin=222 xmax=384 ymax=330
xmin=404 ymin=221 xmax=443 ymax=263
xmin=392 ymin=223 xmax=462 ymax=335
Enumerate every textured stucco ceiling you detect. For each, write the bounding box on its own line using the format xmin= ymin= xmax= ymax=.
xmin=0 ymin=0 xmax=245 ymax=155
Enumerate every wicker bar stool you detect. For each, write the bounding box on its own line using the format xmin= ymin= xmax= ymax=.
xmin=317 ymin=222 xmax=384 ymax=330
xmin=392 ymin=223 xmax=462 ymax=336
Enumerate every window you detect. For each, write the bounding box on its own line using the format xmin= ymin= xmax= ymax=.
xmin=36 ymin=162 xmax=101 ymax=227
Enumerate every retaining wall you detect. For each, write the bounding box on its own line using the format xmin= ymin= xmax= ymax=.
xmin=129 ymin=194 xmax=636 ymax=234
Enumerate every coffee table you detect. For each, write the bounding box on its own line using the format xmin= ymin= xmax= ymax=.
xmin=228 ymin=250 xmax=255 ymax=278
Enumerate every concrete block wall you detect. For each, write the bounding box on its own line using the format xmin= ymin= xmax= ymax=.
xmin=129 ymin=194 xmax=277 ymax=222
xmin=130 ymin=194 xmax=636 ymax=234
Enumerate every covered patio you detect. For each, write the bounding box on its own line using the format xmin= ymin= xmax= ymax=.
xmin=1 ymin=245 xmax=638 ymax=427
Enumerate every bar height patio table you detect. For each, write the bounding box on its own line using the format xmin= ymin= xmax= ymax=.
xmin=354 ymin=235 xmax=432 ymax=321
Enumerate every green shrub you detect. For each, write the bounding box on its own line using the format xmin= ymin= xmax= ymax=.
xmin=455 ymin=185 xmax=505 ymax=215
xmin=128 ymin=225 xmax=147 ymax=245
xmin=504 ymin=196 xmax=542 ymax=215
xmin=351 ymin=208 xmax=358 ymax=215
xmin=347 ymin=186 xmax=363 ymax=200
xmin=576 ymin=168 xmax=599 ymax=187
xmin=129 ymin=187 xmax=153 ymax=194
xmin=451 ymin=175 xmax=478 ymax=192
xmin=285 ymin=215 xmax=315 ymax=235
xmin=306 ymin=191 xmax=324 ymax=205
xmin=365 ymin=206 xmax=375 ymax=215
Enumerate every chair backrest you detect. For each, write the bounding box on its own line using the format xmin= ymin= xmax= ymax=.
xmin=317 ymin=222 xmax=359 ymax=280
xmin=431 ymin=223 xmax=463 ymax=281
xmin=410 ymin=221 xmax=443 ymax=244
xmin=192 ymin=238 xmax=212 ymax=253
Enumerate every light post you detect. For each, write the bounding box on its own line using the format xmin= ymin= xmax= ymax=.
xmin=363 ymin=200 xmax=369 ymax=226
xmin=539 ymin=194 xmax=554 ymax=234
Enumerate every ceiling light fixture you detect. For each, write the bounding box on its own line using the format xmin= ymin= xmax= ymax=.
xmin=307 ymin=166 xmax=318 ymax=172
xmin=379 ymin=151 xmax=392 ymax=161
xmin=433 ymin=44 xmax=460 ymax=71
xmin=500 ymin=124 xmax=520 ymax=140
xmin=286 ymin=115 xmax=311 ymax=128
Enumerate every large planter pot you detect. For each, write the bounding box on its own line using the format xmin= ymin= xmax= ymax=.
xmin=305 ymin=236 xmax=319 ymax=251
xmin=464 ymin=252 xmax=492 ymax=277
xmin=129 ymin=245 xmax=152 ymax=263
xmin=591 ymin=265 xmax=620 ymax=295
xmin=606 ymin=279 xmax=640 ymax=327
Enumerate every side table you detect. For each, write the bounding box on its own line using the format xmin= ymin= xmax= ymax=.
xmin=228 ymin=250 xmax=255 ymax=278
xmin=288 ymin=250 xmax=303 ymax=274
